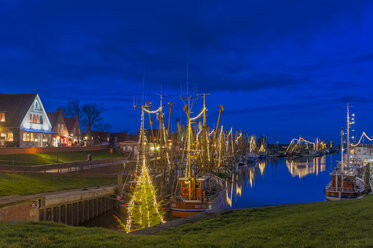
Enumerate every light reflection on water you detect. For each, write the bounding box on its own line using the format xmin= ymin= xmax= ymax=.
xmin=225 ymin=154 xmax=337 ymax=209
xmin=86 ymin=154 xmax=338 ymax=229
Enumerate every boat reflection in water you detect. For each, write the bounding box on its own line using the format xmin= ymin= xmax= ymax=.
xmin=224 ymin=155 xmax=336 ymax=209
xmin=286 ymin=156 xmax=326 ymax=179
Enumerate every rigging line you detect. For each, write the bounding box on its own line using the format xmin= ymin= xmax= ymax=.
xmin=190 ymin=107 xmax=207 ymax=121
xmin=351 ymin=132 xmax=373 ymax=147
xmin=144 ymin=107 xmax=162 ymax=114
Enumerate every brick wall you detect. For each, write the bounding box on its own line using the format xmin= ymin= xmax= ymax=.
xmin=0 ymin=146 xmax=107 ymax=155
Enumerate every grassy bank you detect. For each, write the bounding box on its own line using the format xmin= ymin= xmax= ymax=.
xmin=0 ymin=149 xmax=123 ymax=166
xmin=0 ymin=173 xmax=116 ymax=197
xmin=0 ymin=195 xmax=372 ymax=247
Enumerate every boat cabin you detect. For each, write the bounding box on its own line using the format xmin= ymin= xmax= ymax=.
xmin=179 ymin=176 xmax=209 ymax=201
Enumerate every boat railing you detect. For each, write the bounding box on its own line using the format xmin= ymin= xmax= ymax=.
xmin=325 ymin=186 xmax=360 ymax=193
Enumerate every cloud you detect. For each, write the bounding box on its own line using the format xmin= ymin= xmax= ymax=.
xmin=0 ymin=0 xmax=370 ymax=93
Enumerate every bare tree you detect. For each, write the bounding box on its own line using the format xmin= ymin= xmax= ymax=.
xmin=60 ymin=99 xmax=81 ymax=117
xmin=81 ymin=103 xmax=107 ymax=143
xmin=94 ymin=121 xmax=112 ymax=132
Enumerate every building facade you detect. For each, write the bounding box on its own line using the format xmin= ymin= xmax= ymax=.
xmin=0 ymin=94 xmax=53 ymax=147
xmin=47 ymin=109 xmax=69 ymax=147
xmin=64 ymin=115 xmax=82 ymax=146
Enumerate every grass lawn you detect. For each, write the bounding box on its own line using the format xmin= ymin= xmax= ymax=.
xmin=0 ymin=149 xmax=124 ymax=166
xmin=0 ymin=195 xmax=372 ymax=247
xmin=0 ymin=173 xmax=116 ymax=197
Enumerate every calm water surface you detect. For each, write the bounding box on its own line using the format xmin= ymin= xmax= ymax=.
xmin=225 ymin=153 xmax=338 ymax=209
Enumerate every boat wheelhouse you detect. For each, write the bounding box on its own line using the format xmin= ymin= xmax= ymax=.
xmin=171 ymin=176 xmax=224 ymax=217
xmin=325 ymin=168 xmax=364 ymax=201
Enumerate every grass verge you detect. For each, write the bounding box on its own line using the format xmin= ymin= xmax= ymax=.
xmin=0 ymin=149 xmax=123 ymax=166
xmin=0 ymin=195 xmax=372 ymax=247
xmin=0 ymin=173 xmax=116 ymax=197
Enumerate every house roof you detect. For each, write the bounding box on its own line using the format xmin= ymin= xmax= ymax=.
xmin=64 ymin=117 xmax=76 ymax=132
xmin=47 ymin=112 xmax=59 ymax=127
xmin=0 ymin=93 xmax=37 ymax=127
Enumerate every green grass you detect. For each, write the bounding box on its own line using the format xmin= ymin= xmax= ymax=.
xmin=0 ymin=149 xmax=123 ymax=166
xmin=0 ymin=195 xmax=373 ymax=247
xmin=0 ymin=173 xmax=116 ymax=197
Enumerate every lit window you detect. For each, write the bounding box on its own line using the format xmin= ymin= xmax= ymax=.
xmin=7 ymin=133 xmax=13 ymax=142
xmin=30 ymin=114 xmax=33 ymax=123
xmin=37 ymin=115 xmax=40 ymax=124
xmin=0 ymin=113 xmax=5 ymax=122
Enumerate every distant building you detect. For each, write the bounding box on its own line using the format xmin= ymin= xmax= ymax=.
xmin=119 ymin=140 xmax=138 ymax=154
xmin=47 ymin=109 xmax=69 ymax=147
xmin=48 ymin=110 xmax=82 ymax=146
xmin=0 ymin=93 xmax=53 ymax=147
xmin=88 ymin=131 xmax=111 ymax=145
xmin=64 ymin=115 xmax=81 ymax=146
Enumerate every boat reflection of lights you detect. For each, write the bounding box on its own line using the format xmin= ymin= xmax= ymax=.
xmin=225 ymin=166 xmax=258 ymax=207
xmin=258 ymin=161 xmax=266 ymax=175
xmin=286 ymin=156 xmax=326 ymax=179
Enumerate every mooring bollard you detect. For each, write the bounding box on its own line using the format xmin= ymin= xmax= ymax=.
xmin=88 ymin=154 xmax=92 ymax=168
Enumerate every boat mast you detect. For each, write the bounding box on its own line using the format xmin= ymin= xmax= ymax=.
xmin=202 ymin=93 xmax=207 ymax=174
xmin=341 ymin=128 xmax=344 ymax=174
xmin=346 ymin=104 xmax=350 ymax=167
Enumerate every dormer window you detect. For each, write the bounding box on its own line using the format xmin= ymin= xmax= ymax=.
xmin=0 ymin=112 xmax=5 ymax=122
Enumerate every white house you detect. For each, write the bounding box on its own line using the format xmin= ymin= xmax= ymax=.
xmin=0 ymin=93 xmax=53 ymax=147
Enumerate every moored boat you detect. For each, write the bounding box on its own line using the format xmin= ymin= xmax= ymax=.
xmin=170 ymin=175 xmax=224 ymax=217
xmin=324 ymin=167 xmax=364 ymax=201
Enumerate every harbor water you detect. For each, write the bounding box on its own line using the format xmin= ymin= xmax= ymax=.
xmin=86 ymin=153 xmax=338 ymax=229
xmin=225 ymin=154 xmax=338 ymax=209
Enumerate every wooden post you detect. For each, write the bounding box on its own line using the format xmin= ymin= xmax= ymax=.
xmin=364 ymin=163 xmax=371 ymax=193
xmin=117 ymin=172 xmax=123 ymax=193
xmin=58 ymin=206 xmax=61 ymax=223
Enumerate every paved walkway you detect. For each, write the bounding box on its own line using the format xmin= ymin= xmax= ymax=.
xmin=131 ymin=208 xmax=232 ymax=235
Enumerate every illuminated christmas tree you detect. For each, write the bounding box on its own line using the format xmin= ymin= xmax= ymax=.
xmin=117 ymin=104 xmax=165 ymax=233
xmin=124 ymin=162 xmax=165 ymax=232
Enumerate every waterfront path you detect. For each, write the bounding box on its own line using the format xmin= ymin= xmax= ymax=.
xmin=0 ymin=158 xmax=125 ymax=173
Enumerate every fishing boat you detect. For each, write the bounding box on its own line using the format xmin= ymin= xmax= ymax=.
xmin=246 ymin=152 xmax=259 ymax=163
xmin=324 ymin=167 xmax=364 ymax=201
xmin=325 ymin=105 xmax=366 ymax=201
xmin=170 ymin=95 xmax=225 ymax=217
xmin=170 ymin=175 xmax=224 ymax=217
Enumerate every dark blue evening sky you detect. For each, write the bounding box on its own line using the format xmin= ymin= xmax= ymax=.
xmin=1 ymin=0 xmax=373 ymax=143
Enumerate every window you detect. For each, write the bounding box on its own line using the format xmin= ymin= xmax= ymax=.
xmin=7 ymin=132 xmax=13 ymax=142
xmin=23 ymin=132 xmax=31 ymax=142
xmin=29 ymin=114 xmax=42 ymax=124
xmin=0 ymin=112 xmax=5 ymax=122
xmin=34 ymin=101 xmax=41 ymax=111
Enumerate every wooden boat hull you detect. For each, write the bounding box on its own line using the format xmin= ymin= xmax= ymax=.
xmin=170 ymin=201 xmax=210 ymax=218
xmin=325 ymin=190 xmax=364 ymax=201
